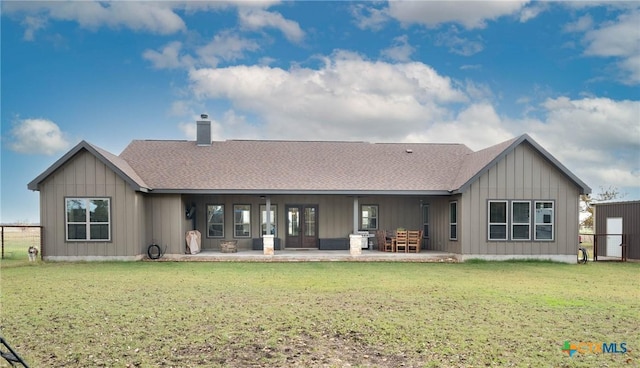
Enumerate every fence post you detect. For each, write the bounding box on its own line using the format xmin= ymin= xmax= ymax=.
xmin=1 ymin=226 xmax=4 ymax=259
xmin=40 ymin=226 xmax=44 ymax=260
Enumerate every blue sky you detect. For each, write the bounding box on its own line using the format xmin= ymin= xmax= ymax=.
xmin=1 ymin=1 xmax=639 ymax=224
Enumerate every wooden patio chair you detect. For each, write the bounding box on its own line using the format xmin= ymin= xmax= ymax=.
xmin=376 ymin=230 xmax=394 ymax=252
xmin=395 ymin=230 xmax=408 ymax=252
xmin=407 ymin=230 xmax=421 ymax=253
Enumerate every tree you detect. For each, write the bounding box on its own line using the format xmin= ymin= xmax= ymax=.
xmin=580 ymin=185 xmax=626 ymax=229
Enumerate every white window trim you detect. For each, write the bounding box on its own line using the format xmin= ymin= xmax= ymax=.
xmin=360 ymin=204 xmax=379 ymax=230
xmin=534 ymin=200 xmax=555 ymax=241
xmin=488 ymin=200 xmax=508 ymax=241
xmin=65 ymin=197 xmax=111 ymax=242
xmin=511 ymin=201 xmax=531 ymax=241
xmin=449 ymin=201 xmax=458 ymax=241
xmin=260 ymin=204 xmax=277 ymax=237
xmin=422 ymin=204 xmax=430 ymax=239
xmin=206 ymin=204 xmax=225 ymax=238
xmin=233 ymin=204 xmax=252 ymax=238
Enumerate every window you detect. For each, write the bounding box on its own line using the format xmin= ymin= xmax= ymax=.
xmin=488 ymin=200 xmax=508 ymax=240
xmin=422 ymin=204 xmax=430 ymax=238
xmin=66 ymin=198 xmax=111 ymax=241
xmin=260 ymin=204 xmax=277 ymax=236
xmin=535 ymin=201 xmax=554 ymax=240
xmin=486 ymin=200 xmax=554 ymax=241
xmin=449 ymin=201 xmax=457 ymax=240
xmin=512 ymin=201 xmax=531 ymax=240
xmin=234 ymin=204 xmax=251 ymax=238
xmin=207 ymin=205 xmax=224 ymax=238
xmin=361 ymin=205 xmax=378 ymax=230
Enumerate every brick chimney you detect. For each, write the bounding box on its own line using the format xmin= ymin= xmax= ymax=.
xmin=196 ymin=114 xmax=211 ymax=146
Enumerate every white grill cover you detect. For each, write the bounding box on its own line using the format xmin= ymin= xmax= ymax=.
xmin=186 ymin=230 xmax=201 ymax=254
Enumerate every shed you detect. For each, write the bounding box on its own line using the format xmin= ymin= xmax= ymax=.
xmin=593 ymin=200 xmax=640 ymax=261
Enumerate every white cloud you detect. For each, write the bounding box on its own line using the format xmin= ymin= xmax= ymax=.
xmin=169 ymin=100 xmax=193 ymax=117
xmin=583 ymin=12 xmax=640 ymax=57
xmin=386 ymin=0 xmax=530 ymax=29
xmin=238 ymin=8 xmax=305 ymax=43
xmin=526 ymin=97 xmax=640 ymax=190
xmin=460 ymin=64 xmax=482 ymax=71
xmin=407 ymin=103 xmax=513 ymax=149
xmin=143 ymin=41 xmax=195 ymax=70
xmin=580 ymin=10 xmax=640 ymax=84
xmin=350 ymin=3 xmax=389 ymax=31
xmin=196 ymin=31 xmax=261 ymax=67
xmin=435 ymin=27 xmax=484 ymax=56
xmin=8 ymin=118 xmax=71 ymax=155
xmin=619 ymin=54 xmax=640 ymax=84
xmin=178 ymin=121 xmax=197 ymax=140
xmin=188 ymin=51 xmax=467 ymax=141
xmin=21 ymin=15 xmax=47 ymax=41
xmin=536 ymin=97 xmax=640 ymax=151
xmin=519 ymin=2 xmax=547 ymax=23
xmin=380 ymin=35 xmax=415 ymax=62
xmin=4 ymin=1 xmax=296 ymax=42
xmin=564 ymin=14 xmax=593 ymax=33
xmin=143 ymin=32 xmax=260 ymax=70
xmin=4 ymin=1 xmax=186 ymax=38
xmin=464 ymin=80 xmax=494 ymax=102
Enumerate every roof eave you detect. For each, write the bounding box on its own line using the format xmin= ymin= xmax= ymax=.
xmin=146 ymin=189 xmax=454 ymax=196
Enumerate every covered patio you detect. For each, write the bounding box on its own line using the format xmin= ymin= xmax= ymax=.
xmin=156 ymin=249 xmax=458 ymax=262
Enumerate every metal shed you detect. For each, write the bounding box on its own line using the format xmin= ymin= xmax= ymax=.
xmin=593 ymin=200 xmax=640 ymax=261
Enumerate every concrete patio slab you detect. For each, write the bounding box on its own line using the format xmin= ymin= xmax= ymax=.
xmin=155 ymin=249 xmax=459 ymax=263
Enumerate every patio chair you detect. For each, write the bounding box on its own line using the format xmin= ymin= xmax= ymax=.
xmin=395 ymin=230 xmax=408 ymax=252
xmin=407 ymin=230 xmax=421 ymax=253
xmin=376 ymin=230 xmax=394 ymax=252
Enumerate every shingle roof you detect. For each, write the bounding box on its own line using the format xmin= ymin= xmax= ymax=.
xmin=88 ymin=142 xmax=150 ymax=190
xmin=449 ymin=136 xmax=519 ymax=191
xmin=119 ymin=140 xmax=473 ymax=193
xmin=30 ymin=134 xmax=591 ymax=195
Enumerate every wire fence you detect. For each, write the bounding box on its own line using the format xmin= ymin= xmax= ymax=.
xmin=1 ymin=225 xmax=43 ymax=260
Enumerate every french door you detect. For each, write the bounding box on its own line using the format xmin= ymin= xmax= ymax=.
xmin=285 ymin=205 xmax=318 ymax=248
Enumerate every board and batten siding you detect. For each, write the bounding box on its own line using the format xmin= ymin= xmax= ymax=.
xmin=144 ymin=194 xmax=186 ymax=255
xmin=38 ymin=150 xmax=145 ymax=260
xmin=460 ymin=142 xmax=580 ymax=260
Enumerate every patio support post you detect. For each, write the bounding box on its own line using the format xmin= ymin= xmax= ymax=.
xmin=350 ymin=197 xmax=362 ymax=256
xmin=266 ymin=196 xmax=271 ymax=237
xmin=353 ymin=196 xmax=359 ymax=234
xmin=264 ymin=196 xmax=274 ymax=255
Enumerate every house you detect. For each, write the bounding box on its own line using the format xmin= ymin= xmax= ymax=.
xmin=28 ymin=117 xmax=591 ymax=262
xmin=592 ymin=200 xmax=640 ymax=261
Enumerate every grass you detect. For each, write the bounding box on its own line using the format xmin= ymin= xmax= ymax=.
xmin=1 ymin=249 xmax=638 ymax=367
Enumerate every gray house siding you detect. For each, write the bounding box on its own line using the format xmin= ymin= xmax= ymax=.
xmin=144 ymin=194 xmax=186 ymax=256
xmin=460 ymin=143 xmax=580 ymax=261
xmin=38 ymin=150 xmax=145 ymax=260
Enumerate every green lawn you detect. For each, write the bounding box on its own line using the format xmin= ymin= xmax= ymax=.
xmin=1 ymin=258 xmax=638 ymax=367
